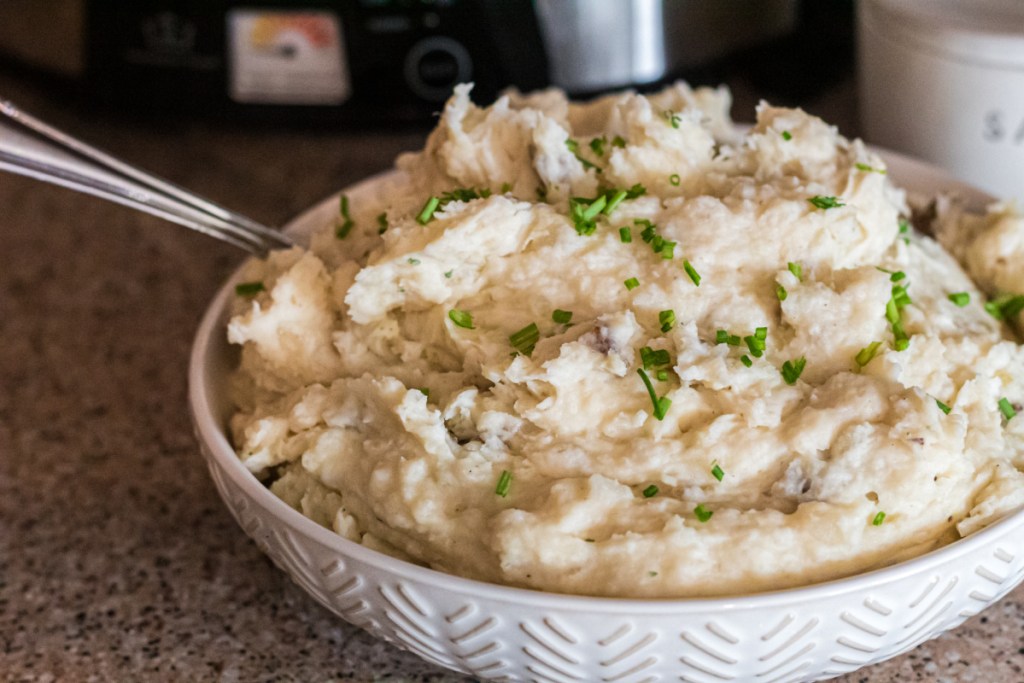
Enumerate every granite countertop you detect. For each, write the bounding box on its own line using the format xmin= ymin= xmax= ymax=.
xmin=2 ymin=69 xmax=1023 ymax=683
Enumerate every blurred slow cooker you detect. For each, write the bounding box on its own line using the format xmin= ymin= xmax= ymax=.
xmin=0 ymin=0 xmax=805 ymax=125
xmin=858 ymin=0 xmax=1024 ymax=204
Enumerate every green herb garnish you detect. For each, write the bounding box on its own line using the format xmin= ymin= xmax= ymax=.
xmin=639 ymin=346 xmax=671 ymax=370
xmin=872 ymin=511 xmax=886 ymax=526
xmin=855 ymin=341 xmax=882 ymax=367
xmin=694 ymin=504 xmax=713 ymax=522
xmin=637 ymin=368 xmax=671 ymax=420
xmin=590 ymin=136 xmax=606 ymax=157
xmin=642 ymin=484 xmax=659 ymax=498
xmin=781 ymin=130 xmax=792 ymax=141
xmin=335 ymin=194 xmax=355 ymax=239
xmin=787 ymin=261 xmax=804 ymax=281
xmin=740 ymin=355 xmax=753 ymax=367
xmin=948 ymin=292 xmax=970 ymax=307
xmin=659 ymin=309 xmax=676 ymax=333
xmin=612 ymin=135 xmax=627 ymax=148
xmin=776 ymin=284 xmax=788 ymax=301
xmin=999 ymin=397 xmax=1017 ymax=421
xmin=744 ymin=327 xmax=768 ymax=358
xmin=495 ymin=470 xmax=512 ymax=497
xmin=669 ymin=173 xmax=681 ymax=186
xmin=715 ymin=330 xmax=741 ymax=346
xmin=808 ymin=195 xmax=845 ymax=210
xmin=376 ymin=212 xmax=388 ymax=234
xmin=984 ymin=294 xmax=1024 ymax=321
xmin=780 ymin=357 xmax=807 ymax=385
xmin=448 ymin=309 xmax=474 ymax=329
xmin=664 ymin=110 xmax=681 ymax=128
xmin=855 ymin=162 xmax=886 ymax=174
xmin=552 ymin=309 xmax=573 ymax=325
xmin=509 ymin=322 xmax=540 ymax=357
xmin=624 ymin=277 xmax=640 ymax=291
xmin=417 ymin=196 xmax=441 ymax=224
xmin=235 ymin=281 xmax=265 ymax=297
xmin=683 ymin=260 xmax=701 ymax=286
xmin=711 ymin=463 xmax=725 ymax=482
xmin=936 ymin=399 xmax=952 ymax=415
xmin=619 ymin=226 xmax=632 ymax=243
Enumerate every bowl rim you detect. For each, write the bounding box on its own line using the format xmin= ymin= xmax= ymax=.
xmin=189 ymin=147 xmax=1024 ymax=613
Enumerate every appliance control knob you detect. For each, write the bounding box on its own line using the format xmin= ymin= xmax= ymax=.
xmin=403 ymin=36 xmax=472 ymax=102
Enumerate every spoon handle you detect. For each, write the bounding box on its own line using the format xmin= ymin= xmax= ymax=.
xmin=0 ymin=99 xmax=292 ymax=255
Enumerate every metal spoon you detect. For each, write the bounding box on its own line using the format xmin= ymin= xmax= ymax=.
xmin=0 ymin=98 xmax=293 ymax=256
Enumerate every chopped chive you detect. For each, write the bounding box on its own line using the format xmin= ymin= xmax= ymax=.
xmin=744 ymin=327 xmax=767 ymax=357
xmin=855 ymin=341 xmax=882 ymax=367
xmin=872 ymin=511 xmax=886 ymax=526
xmin=948 ymin=292 xmax=970 ymax=307
xmin=637 ymin=368 xmax=672 ymax=420
xmin=669 ymin=173 xmax=681 ymax=186
xmin=999 ymin=397 xmax=1017 ymax=421
xmin=898 ymin=217 xmax=910 ymax=235
xmin=495 ymin=470 xmax=512 ymax=497
xmin=683 ymin=260 xmax=701 ymax=286
xmin=694 ymin=504 xmax=713 ymax=522
xmin=711 ymin=463 xmax=725 ymax=482
xmin=656 ymin=370 xmax=669 ymax=381
xmin=740 ymin=355 xmax=753 ymax=367
xmin=417 ymin=387 xmax=430 ymax=398
xmin=604 ymin=189 xmax=628 ymax=215
xmin=776 ymin=284 xmax=788 ymax=301
xmin=892 ymin=284 xmax=912 ymax=308
xmin=639 ymin=346 xmax=671 ymax=370
xmin=780 ymin=357 xmax=807 ymax=385
xmin=787 ymin=261 xmax=804 ymax=281
xmin=642 ymin=484 xmax=659 ymax=498
xmin=565 ymin=138 xmax=601 ymax=172
xmin=624 ymin=277 xmax=640 ymax=291
xmin=417 ymin=196 xmax=441 ymax=224
xmin=808 ymin=195 xmax=845 ymax=210
xmin=781 ymin=130 xmax=792 ymax=141
xmin=509 ymin=322 xmax=540 ymax=357
xmin=658 ymin=310 xmax=676 ymax=333
xmin=619 ymin=226 xmax=632 ymax=243
xmin=589 ymin=136 xmax=606 ymax=157
xmin=552 ymin=309 xmax=573 ymax=325
xmin=885 ymin=297 xmax=901 ymax=325
xmin=448 ymin=309 xmax=474 ymax=329
xmin=444 ymin=269 xmax=454 ymax=278
xmin=661 ymin=241 xmax=677 ymax=260
xmin=337 ymin=194 xmax=354 ymax=237
xmin=664 ymin=110 xmax=681 ymax=128
xmin=936 ymin=399 xmax=952 ymax=415
xmin=501 ymin=182 xmax=512 ymax=193
xmin=612 ymin=135 xmax=627 ymax=148
xmin=715 ymin=330 xmax=741 ymax=346
xmin=985 ymin=294 xmax=1024 ymax=321
xmin=889 ymin=271 xmax=906 ymax=282
xmin=855 ymin=162 xmax=886 ymax=174
xmin=407 ymin=257 xmax=421 ymax=265
xmin=376 ymin=212 xmax=388 ymax=234
xmin=335 ymin=219 xmax=354 ymax=239
xmin=235 ymin=281 xmax=265 ymax=297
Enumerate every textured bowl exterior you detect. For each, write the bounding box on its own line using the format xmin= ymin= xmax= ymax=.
xmin=189 ymin=155 xmax=1024 ymax=682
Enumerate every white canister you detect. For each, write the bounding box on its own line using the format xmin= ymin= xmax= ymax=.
xmin=858 ymin=0 xmax=1024 ymax=204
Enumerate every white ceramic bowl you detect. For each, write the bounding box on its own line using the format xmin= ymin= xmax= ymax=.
xmin=189 ymin=151 xmax=1024 ymax=683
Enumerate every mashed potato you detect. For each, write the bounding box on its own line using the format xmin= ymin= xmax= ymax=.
xmin=226 ymin=83 xmax=1024 ymax=598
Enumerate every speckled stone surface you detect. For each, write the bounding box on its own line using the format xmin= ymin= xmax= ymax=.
xmin=1 ymin=68 xmax=1022 ymax=683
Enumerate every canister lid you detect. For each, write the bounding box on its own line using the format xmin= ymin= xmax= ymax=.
xmin=862 ymin=0 xmax=1024 ymax=69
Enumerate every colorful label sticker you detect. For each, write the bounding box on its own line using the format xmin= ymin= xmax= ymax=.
xmin=228 ymin=9 xmax=350 ymax=105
